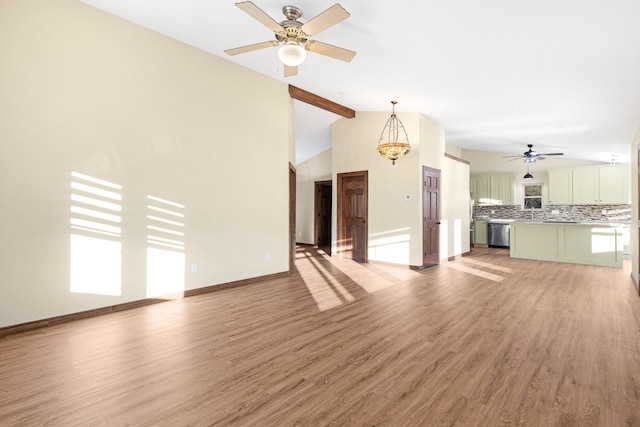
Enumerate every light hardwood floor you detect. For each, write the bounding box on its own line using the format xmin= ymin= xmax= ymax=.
xmin=1 ymin=247 xmax=640 ymax=425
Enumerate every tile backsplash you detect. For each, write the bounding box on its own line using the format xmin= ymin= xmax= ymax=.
xmin=474 ymin=204 xmax=631 ymax=223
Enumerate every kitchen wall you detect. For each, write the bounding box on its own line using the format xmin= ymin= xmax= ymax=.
xmin=462 ymin=149 xmax=601 ymax=175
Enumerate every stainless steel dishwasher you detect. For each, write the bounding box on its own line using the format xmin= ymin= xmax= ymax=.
xmin=488 ymin=219 xmax=515 ymax=248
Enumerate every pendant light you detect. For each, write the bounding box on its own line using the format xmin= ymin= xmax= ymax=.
xmin=376 ymin=101 xmax=410 ymax=165
xmin=523 ymin=162 xmax=533 ymax=180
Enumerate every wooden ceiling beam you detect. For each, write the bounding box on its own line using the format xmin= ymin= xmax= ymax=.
xmin=288 ymin=85 xmax=355 ymax=119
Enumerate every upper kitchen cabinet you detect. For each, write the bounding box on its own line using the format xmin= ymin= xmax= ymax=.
xmin=471 ymin=174 xmax=515 ymax=206
xmin=548 ymin=168 xmax=573 ymax=205
xmin=490 ymin=175 xmax=516 ymax=205
xmin=470 ymin=176 xmax=490 ymax=205
xmin=572 ymin=165 xmax=629 ymax=205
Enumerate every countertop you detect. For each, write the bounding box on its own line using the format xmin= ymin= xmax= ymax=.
xmin=475 ymin=218 xmax=629 ymax=227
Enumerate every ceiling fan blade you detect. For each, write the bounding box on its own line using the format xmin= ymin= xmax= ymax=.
xmin=235 ymin=1 xmax=284 ymax=33
xmin=284 ymin=65 xmax=298 ymax=77
xmin=537 ymin=152 xmax=564 ymax=156
xmin=300 ymin=3 xmax=350 ymax=37
xmin=306 ymin=40 xmax=356 ymax=62
xmin=224 ymin=41 xmax=277 ymax=56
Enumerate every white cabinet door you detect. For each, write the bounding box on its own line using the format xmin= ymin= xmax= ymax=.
xmin=476 ymin=176 xmax=491 ymax=205
xmin=598 ymin=165 xmax=629 ymax=204
xmin=489 ymin=176 xmax=502 ymax=205
xmin=489 ymin=175 xmax=515 ymax=205
xmin=548 ymin=169 xmax=572 ymax=205
xmin=572 ymin=165 xmax=628 ymax=205
xmin=474 ymin=220 xmax=487 ymax=245
xmin=572 ymin=167 xmax=598 ymax=204
xmin=501 ymin=176 xmax=516 ymax=205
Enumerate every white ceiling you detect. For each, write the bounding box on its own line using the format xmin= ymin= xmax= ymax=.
xmin=80 ymin=0 xmax=640 ymax=165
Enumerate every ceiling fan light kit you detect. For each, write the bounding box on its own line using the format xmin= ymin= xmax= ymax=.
xmin=225 ymin=2 xmax=356 ymax=77
xmin=278 ymin=42 xmax=306 ymax=66
xmin=377 ymin=101 xmax=411 ymax=165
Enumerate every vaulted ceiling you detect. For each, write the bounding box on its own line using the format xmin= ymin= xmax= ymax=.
xmin=80 ymin=0 xmax=640 ymax=165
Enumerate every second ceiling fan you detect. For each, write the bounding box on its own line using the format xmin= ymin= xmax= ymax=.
xmin=224 ymin=2 xmax=356 ymax=77
xmin=503 ymin=144 xmax=564 ymax=162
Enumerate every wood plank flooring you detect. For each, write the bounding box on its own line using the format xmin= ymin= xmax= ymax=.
xmin=1 ymin=246 xmax=640 ymax=425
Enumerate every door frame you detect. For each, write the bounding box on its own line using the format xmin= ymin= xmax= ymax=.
xmin=289 ymin=163 xmax=296 ymax=271
xmin=337 ymin=171 xmax=368 ymax=261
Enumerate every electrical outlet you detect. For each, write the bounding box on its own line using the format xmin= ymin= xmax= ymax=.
xmin=265 ymin=252 xmax=271 ymax=261
xmin=191 ymin=263 xmax=198 ymax=273
xmin=491 ymin=210 xmax=495 ymax=214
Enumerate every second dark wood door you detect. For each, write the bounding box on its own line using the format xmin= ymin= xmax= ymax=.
xmin=423 ymin=166 xmax=441 ymax=267
xmin=337 ymin=171 xmax=368 ymax=262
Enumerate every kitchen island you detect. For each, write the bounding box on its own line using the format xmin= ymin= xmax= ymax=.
xmin=510 ymin=221 xmax=625 ymax=268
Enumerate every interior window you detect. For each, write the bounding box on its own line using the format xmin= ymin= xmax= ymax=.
xmin=523 ymin=183 xmax=543 ymax=209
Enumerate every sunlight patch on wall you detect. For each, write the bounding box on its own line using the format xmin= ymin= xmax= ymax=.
xmin=146 ymin=195 xmax=185 ymax=298
xmin=70 ymin=172 xmax=122 ymax=296
xmin=440 ymin=220 xmax=449 ymax=261
xmin=368 ymin=228 xmax=411 ymax=264
xmin=454 ymin=218 xmax=462 ymax=255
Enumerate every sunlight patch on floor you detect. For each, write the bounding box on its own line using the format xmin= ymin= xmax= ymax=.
xmin=297 ymin=251 xmax=351 ymax=311
xmin=444 ymin=262 xmax=505 ymax=282
xmin=458 ymin=257 xmax=514 ymax=274
xmin=331 ymin=258 xmax=396 ymax=294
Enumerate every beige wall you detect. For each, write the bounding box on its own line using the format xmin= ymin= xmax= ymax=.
xmin=442 ymin=155 xmax=471 ymax=258
xmin=332 ymin=111 xmax=469 ymax=266
xmin=295 ymin=148 xmax=332 ymax=244
xmin=0 ymin=0 xmax=292 ymax=327
xmin=631 ymin=129 xmax=640 ymax=289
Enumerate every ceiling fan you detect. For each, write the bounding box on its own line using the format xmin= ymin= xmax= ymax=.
xmin=224 ymin=2 xmax=356 ymax=77
xmin=503 ymin=144 xmax=564 ymax=163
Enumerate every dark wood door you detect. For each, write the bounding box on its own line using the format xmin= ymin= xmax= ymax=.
xmin=337 ymin=171 xmax=368 ymax=262
xmin=423 ymin=166 xmax=441 ymax=267
xmin=314 ymin=180 xmax=332 ymax=255
xmin=289 ymin=163 xmax=296 ymax=271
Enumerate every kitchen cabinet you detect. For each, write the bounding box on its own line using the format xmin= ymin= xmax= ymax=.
xmin=470 ymin=176 xmax=490 ymax=205
xmin=572 ymin=165 xmax=629 ymax=205
xmin=470 ymin=174 xmax=514 ymax=206
xmin=547 ymin=164 xmax=629 ymax=205
xmin=510 ymin=222 xmax=624 ymax=268
xmin=547 ymin=168 xmax=573 ymax=205
xmin=490 ymin=175 xmax=516 ymax=205
xmin=474 ymin=220 xmax=487 ymax=245
xmin=598 ymin=165 xmax=629 ymax=204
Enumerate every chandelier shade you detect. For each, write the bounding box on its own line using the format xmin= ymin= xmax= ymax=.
xmin=376 ymin=101 xmax=410 ymax=165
